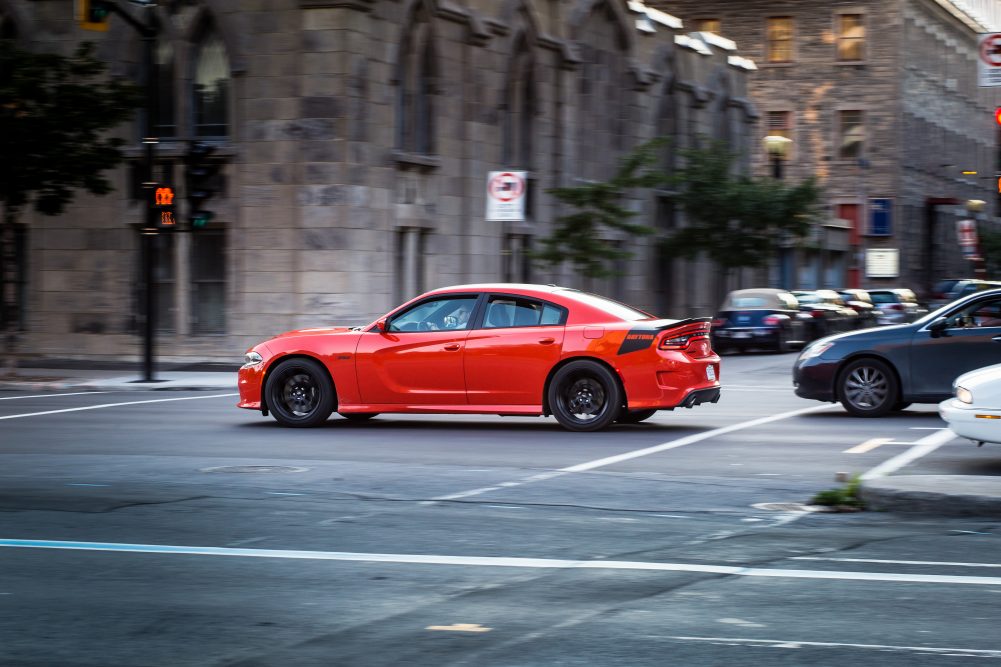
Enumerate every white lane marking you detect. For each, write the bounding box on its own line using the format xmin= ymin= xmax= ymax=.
xmin=793 ymin=556 xmax=1001 ymax=569
xmin=0 ymin=393 xmax=239 ymax=420
xmin=0 ymin=391 xmax=115 ymax=401
xmin=663 ymin=636 xmax=1001 ymax=657
xmin=844 ymin=437 xmax=895 ymax=454
xmin=860 ymin=428 xmax=957 ymax=480
xmin=6 ymin=538 xmax=1001 ymax=586
xmin=431 ymin=403 xmax=837 ymax=502
xmin=562 ymin=404 xmax=837 ymax=473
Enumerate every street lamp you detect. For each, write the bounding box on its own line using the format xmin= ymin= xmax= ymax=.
xmin=763 ymin=134 xmax=792 ymax=180
xmin=764 ymin=134 xmax=794 ymax=288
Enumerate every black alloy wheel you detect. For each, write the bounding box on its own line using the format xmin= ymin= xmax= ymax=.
xmin=617 ymin=408 xmax=657 ymax=424
xmin=266 ymin=358 xmax=335 ymax=427
xmin=838 ymin=357 xmax=899 ymax=417
xmin=548 ymin=360 xmax=623 ymax=432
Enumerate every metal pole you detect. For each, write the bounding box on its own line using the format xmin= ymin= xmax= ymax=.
xmin=140 ymin=17 xmax=158 ymax=382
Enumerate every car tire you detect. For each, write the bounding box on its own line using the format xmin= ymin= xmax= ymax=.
xmin=265 ymin=358 xmax=335 ymax=427
xmin=892 ymin=402 xmax=911 ymax=412
xmin=617 ymin=408 xmax=657 ymax=424
xmin=775 ymin=329 xmax=790 ymax=354
xmin=548 ymin=360 xmax=623 ymax=432
xmin=341 ymin=412 xmax=378 ymax=421
xmin=837 ymin=358 xmax=898 ymax=418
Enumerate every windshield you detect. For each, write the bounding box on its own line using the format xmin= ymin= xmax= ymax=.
xmin=558 ymin=290 xmax=653 ymax=321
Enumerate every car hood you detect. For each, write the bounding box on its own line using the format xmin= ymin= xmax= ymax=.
xmin=271 ymin=326 xmax=359 ymax=339
xmin=955 ymin=362 xmax=1001 ymax=391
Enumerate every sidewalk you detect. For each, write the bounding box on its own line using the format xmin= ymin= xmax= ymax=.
xmin=2 ymin=364 xmax=999 ymax=517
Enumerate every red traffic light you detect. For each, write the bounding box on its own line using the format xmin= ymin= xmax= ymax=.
xmin=995 ymin=107 xmax=1001 ymax=125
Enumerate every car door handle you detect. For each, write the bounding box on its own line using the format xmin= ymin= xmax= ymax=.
xmin=538 ymin=337 xmax=556 ymax=345
xmin=443 ymin=343 xmax=461 ymax=351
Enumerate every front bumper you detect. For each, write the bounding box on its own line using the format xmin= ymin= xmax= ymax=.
xmin=237 ymin=363 xmax=266 ymax=410
xmin=793 ymin=356 xmax=839 ymax=402
xmin=939 ymin=398 xmax=1001 ymax=445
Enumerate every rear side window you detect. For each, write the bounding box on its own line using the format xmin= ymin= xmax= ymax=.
xmin=482 ymin=296 xmax=567 ymax=328
xmin=869 ymin=292 xmax=895 ymax=304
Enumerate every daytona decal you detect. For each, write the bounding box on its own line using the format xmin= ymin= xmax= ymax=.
xmin=617 ymin=329 xmax=659 ymax=355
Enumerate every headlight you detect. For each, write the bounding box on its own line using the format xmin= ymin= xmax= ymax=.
xmin=242 ymin=351 xmax=263 ymax=368
xmin=956 ymin=386 xmax=973 ymax=404
xmin=800 ymin=341 xmax=834 ymax=360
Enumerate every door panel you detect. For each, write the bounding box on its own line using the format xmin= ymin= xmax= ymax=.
xmin=355 ymin=330 xmax=470 ymax=405
xmin=464 ymin=326 xmax=564 ymax=405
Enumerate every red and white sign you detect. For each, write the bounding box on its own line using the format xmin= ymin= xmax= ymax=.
xmin=957 ymin=218 xmax=979 ymax=247
xmin=978 ymin=34 xmax=1001 ymax=87
xmin=486 ymin=171 xmax=527 ymax=221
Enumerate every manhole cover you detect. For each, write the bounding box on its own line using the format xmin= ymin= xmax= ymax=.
xmin=751 ymin=502 xmax=820 ymax=513
xmin=200 ymin=465 xmax=309 ymax=474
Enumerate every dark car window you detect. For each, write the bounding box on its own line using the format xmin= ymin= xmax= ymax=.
xmin=388 ymin=296 xmax=478 ymax=332
xmin=482 ymin=296 xmax=567 ymax=329
xmin=948 ymin=296 xmax=1001 ymax=328
xmin=869 ymin=291 xmax=897 ymax=304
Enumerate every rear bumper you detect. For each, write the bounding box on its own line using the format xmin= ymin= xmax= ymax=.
xmin=712 ymin=328 xmax=779 ymax=347
xmin=679 ymin=386 xmax=721 ymax=408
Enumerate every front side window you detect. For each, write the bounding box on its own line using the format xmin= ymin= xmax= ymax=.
xmin=482 ymin=296 xmax=567 ymax=329
xmin=837 ymin=110 xmax=864 ymax=160
xmin=193 ymin=31 xmax=229 ymax=137
xmin=766 ymin=17 xmax=794 ymax=63
xmin=836 ymin=14 xmax=865 ymax=61
xmin=949 ymin=297 xmax=1001 ymax=328
xmin=389 ymin=296 xmax=477 ymax=332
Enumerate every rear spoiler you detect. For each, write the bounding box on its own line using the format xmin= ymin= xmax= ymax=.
xmin=646 ymin=317 xmax=712 ymax=331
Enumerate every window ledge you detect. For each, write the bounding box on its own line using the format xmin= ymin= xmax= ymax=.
xmin=392 ymin=150 xmax=441 ymax=169
xmin=760 ymin=62 xmax=796 ymax=68
xmin=834 ymin=60 xmax=867 ymax=66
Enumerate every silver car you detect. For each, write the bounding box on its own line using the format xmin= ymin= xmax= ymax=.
xmin=868 ymin=288 xmax=927 ymax=324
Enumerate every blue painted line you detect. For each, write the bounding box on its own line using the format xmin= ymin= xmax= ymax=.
xmin=266 ymin=492 xmax=305 ymax=496
xmin=66 ymin=483 xmax=110 ymax=487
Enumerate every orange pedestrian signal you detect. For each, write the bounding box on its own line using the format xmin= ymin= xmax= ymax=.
xmin=996 ymin=107 xmax=1001 ymax=125
xmin=160 ymin=211 xmax=176 ymax=227
xmin=155 ymin=187 xmax=175 ymax=206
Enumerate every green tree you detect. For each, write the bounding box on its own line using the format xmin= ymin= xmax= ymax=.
xmin=533 ymin=138 xmax=667 ymax=279
xmin=0 ymin=41 xmax=140 ymax=371
xmin=663 ymin=140 xmax=823 ymax=272
xmin=980 ymin=226 xmax=1001 ymax=276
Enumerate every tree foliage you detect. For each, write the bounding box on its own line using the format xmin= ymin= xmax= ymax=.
xmin=980 ymin=226 xmax=1001 ymax=276
xmin=0 ymin=41 xmax=141 ymax=223
xmin=663 ymin=141 xmax=823 ymax=270
xmin=533 ymin=138 xmax=666 ymax=279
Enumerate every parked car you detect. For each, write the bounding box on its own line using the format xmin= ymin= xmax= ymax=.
xmin=940 ymin=363 xmax=1001 ymax=446
xmin=711 ymin=288 xmax=810 ymax=353
xmin=791 ymin=289 xmax=859 ymax=338
xmin=867 ymin=288 xmax=927 ymax=324
xmin=794 ymin=288 xmax=1001 ymax=416
xmin=837 ymin=288 xmax=879 ymax=329
xmin=929 ymin=278 xmax=1001 ymax=310
xmin=238 ymin=284 xmax=721 ymax=431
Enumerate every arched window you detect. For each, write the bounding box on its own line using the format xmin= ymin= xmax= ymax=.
xmin=504 ymin=35 xmax=535 ymax=169
xmin=192 ymin=30 xmax=229 ymax=138
xmin=397 ymin=8 xmax=436 ymax=155
xmin=155 ymin=41 xmax=176 ymax=138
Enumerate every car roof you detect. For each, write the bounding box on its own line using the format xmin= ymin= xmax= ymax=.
xmin=429 ymin=283 xmax=567 ymax=295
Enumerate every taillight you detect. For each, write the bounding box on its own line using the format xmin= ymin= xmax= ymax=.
xmin=762 ymin=315 xmax=781 ymax=326
xmin=811 ymin=309 xmax=825 ymax=318
xmin=889 ymin=304 xmax=904 ymax=311
xmin=659 ymin=322 xmax=711 ymax=351
xmin=711 ymin=317 xmax=727 ymax=328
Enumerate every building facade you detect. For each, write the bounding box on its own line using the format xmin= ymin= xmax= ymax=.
xmin=665 ymin=0 xmax=1001 ymax=294
xmin=0 ymin=0 xmax=759 ymax=364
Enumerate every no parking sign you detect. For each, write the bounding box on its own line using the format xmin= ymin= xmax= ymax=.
xmin=978 ymin=33 xmax=1001 ymax=87
xmin=485 ymin=171 xmax=527 ymax=221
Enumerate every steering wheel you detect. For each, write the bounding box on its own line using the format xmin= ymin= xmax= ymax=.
xmin=419 ymin=321 xmax=436 ymax=331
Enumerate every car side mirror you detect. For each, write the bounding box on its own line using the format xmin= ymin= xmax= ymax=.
xmin=928 ymin=317 xmax=949 ymax=338
xmin=374 ymin=318 xmax=388 ymax=333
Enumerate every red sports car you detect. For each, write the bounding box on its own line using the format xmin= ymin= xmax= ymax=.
xmin=237 ymin=284 xmax=721 ymax=431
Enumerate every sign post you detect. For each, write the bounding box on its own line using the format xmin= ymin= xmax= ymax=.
xmin=978 ymin=33 xmax=1001 ymax=87
xmin=485 ymin=171 xmax=527 ymax=222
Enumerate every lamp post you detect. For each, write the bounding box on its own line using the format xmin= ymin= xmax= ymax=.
xmin=967 ymin=199 xmax=988 ymax=278
xmin=764 ymin=134 xmax=793 ymax=287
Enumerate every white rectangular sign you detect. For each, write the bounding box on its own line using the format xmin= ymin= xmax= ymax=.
xmin=485 ymin=171 xmax=527 ymax=222
xmin=865 ymin=248 xmax=899 ymax=279
xmin=978 ymin=33 xmax=1001 ymax=87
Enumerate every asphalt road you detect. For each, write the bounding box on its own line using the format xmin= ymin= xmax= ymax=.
xmin=2 ymin=352 xmax=1000 ymax=666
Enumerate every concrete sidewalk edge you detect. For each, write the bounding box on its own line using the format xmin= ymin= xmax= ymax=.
xmin=860 ymin=475 xmax=1001 ymax=517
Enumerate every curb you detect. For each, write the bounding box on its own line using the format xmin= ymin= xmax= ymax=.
xmin=860 ymin=475 xmax=1001 ymax=517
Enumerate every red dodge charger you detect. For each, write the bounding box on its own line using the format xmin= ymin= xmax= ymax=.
xmin=238 ymin=284 xmax=721 ymax=431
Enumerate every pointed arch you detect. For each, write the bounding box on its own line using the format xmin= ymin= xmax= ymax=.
xmin=502 ymin=10 xmax=540 ymax=169
xmin=0 ymin=0 xmax=30 ymax=42
xmin=395 ymin=0 xmax=438 ymax=155
xmin=189 ymin=14 xmax=232 ymax=138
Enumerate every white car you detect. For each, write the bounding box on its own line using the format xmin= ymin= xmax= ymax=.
xmin=939 ymin=363 xmax=1001 ymax=445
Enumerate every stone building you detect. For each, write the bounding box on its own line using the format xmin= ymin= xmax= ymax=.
xmin=0 ymin=0 xmax=761 ymax=364
xmin=665 ymin=0 xmax=1001 ymax=293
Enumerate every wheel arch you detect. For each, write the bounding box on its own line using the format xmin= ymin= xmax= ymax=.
xmin=261 ymin=353 xmax=338 ymax=415
xmin=834 ymin=352 xmax=902 ymax=403
xmin=541 ymin=355 xmax=627 ymax=416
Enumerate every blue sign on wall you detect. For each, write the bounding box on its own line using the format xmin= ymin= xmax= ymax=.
xmin=868 ymin=198 xmax=892 ymax=236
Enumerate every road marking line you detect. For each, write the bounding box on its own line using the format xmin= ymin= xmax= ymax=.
xmin=793 ymin=557 xmax=1001 ymax=568
xmin=5 ymin=538 xmax=1001 ymax=586
xmin=0 ymin=393 xmax=239 ymax=420
xmin=0 ymin=391 xmax=115 ymax=401
xmin=426 ymin=624 xmax=491 ymax=633
xmin=860 ymin=428 xmax=957 ymax=479
xmin=664 ymin=636 xmax=1001 ymax=657
xmin=843 ymin=437 xmax=894 ymax=454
